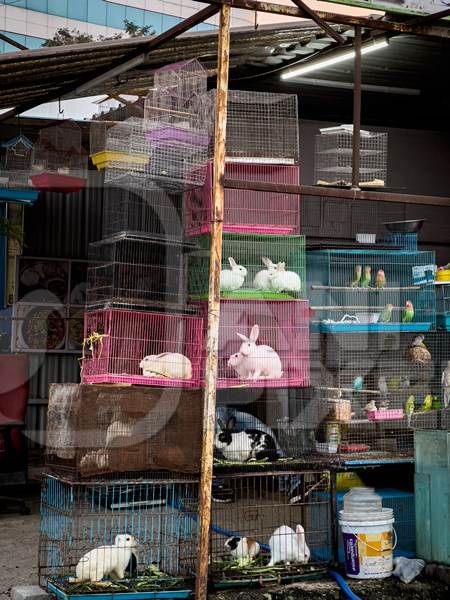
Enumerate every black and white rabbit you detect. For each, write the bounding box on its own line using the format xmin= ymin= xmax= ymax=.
xmin=215 ymin=417 xmax=278 ymax=462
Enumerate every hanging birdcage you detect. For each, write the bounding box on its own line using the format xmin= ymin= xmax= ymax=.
xmin=0 ymin=134 xmax=33 ymax=189
xmin=31 ymin=121 xmax=88 ymax=193
xmin=143 ymin=59 xmax=209 ymax=192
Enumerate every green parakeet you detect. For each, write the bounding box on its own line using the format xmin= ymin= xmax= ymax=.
xmin=378 ymin=303 xmax=393 ymax=324
xmin=351 ymin=265 xmax=362 ymax=287
xmin=360 ymin=265 xmax=371 ymax=288
xmin=402 ymin=300 xmax=414 ymax=323
xmin=375 ymin=269 xmax=386 ymax=288
xmin=421 ymin=394 xmax=433 ymax=412
xmin=405 ymin=394 xmax=415 ymax=427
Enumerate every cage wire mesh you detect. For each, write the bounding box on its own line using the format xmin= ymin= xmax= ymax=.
xmin=101 ymin=186 xmax=184 ymax=241
xmin=0 ymin=134 xmax=33 ymax=188
xmin=39 ymin=475 xmax=199 ymax=592
xmin=45 ymin=384 xmax=204 ymax=479
xmin=185 ymin=162 xmax=301 ymax=236
xmin=209 ymin=471 xmax=329 ymax=583
xmin=208 ymin=90 xmax=299 ymax=165
xmin=188 ymin=233 xmax=306 ymax=301
xmin=289 ymin=331 xmax=450 ymax=463
xmin=31 ymin=121 xmax=88 ymax=190
xmin=306 ymin=249 xmax=436 ymax=332
xmin=144 ymin=59 xmax=209 ymax=191
xmin=436 ymin=282 xmax=450 ymax=330
xmin=194 ymin=299 xmax=310 ymax=389
xmin=81 ymin=308 xmax=204 ymax=388
xmin=314 ymin=129 xmax=387 ymax=187
xmin=86 ymin=234 xmax=190 ymax=310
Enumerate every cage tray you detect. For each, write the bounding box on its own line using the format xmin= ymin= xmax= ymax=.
xmin=317 ymin=322 xmax=432 ymax=333
xmin=223 ymin=224 xmax=297 ymax=235
xmin=191 ymin=289 xmax=297 ymax=301
xmin=83 ymin=373 xmax=200 ymax=388
xmin=47 ymin=580 xmax=191 ymax=600
xmin=30 ymin=173 xmax=86 ymax=193
xmin=437 ymin=313 xmax=450 ymax=331
xmin=368 ymin=409 xmax=404 ymax=421
xmin=216 ymin=375 xmax=309 ymax=389
xmin=145 ymin=126 xmax=209 ymax=146
xmin=0 ymin=188 xmax=39 ymax=203
xmin=90 ymin=151 xmax=148 ymax=170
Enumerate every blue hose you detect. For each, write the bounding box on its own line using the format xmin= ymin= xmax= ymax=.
xmin=329 ymin=570 xmax=361 ymax=600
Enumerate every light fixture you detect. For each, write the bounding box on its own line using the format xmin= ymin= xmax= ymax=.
xmin=281 ymin=37 xmax=389 ymax=81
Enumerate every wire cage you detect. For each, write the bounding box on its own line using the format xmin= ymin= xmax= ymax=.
xmin=383 ymin=233 xmax=418 ymax=253
xmin=101 ymin=186 xmax=184 ymax=241
xmin=143 ymin=60 xmax=209 ymax=192
xmin=86 ymin=234 xmax=190 ymax=310
xmin=184 ymin=162 xmax=301 ymax=236
xmin=103 ymin=117 xmax=152 ymax=188
xmin=291 ymin=330 xmax=450 ymax=463
xmin=39 ymin=475 xmax=199 ymax=595
xmin=209 ymin=470 xmax=330 ymax=585
xmin=307 ymin=249 xmax=436 ymax=332
xmin=81 ymin=308 xmax=204 ymax=388
xmin=436 ymin=282 xmax=450 ymax=331
xmin=31 ymin=121 xmax=88 ymax=192
xmin=188 ymin=233 xmax=306 ymax=301
xmin=314 ymin=128 xmax=388 ymax=187
xmin=208 ymin=90 xmax=299 ymax=165
xmin=0 ymin=134 xmax=33 ymax=189
xmin=46 ymin=384 xmax=204 ymax=479
xmin=195 ymin=299 xmax=310 ymax=389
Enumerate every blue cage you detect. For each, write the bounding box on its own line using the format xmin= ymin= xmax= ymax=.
xmin=39 ymin=476 xmax=199 ymax=598
xmin=307 ymin=249 xmax=436 ymax=333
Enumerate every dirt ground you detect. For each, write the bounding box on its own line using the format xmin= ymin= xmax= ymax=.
xmin=0 ymin=485 xmax=448 ymax=600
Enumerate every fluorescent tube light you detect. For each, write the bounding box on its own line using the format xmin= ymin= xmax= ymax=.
xmin=281 ymin=38 xmax=389 ymax=80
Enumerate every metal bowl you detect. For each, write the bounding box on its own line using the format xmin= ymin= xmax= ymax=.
xmin=383 ymin=219 xmax=426 ymax=233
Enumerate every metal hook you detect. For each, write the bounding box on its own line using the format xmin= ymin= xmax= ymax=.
xmin=58 ymin=97 xmax=64 ymax=116
xmin=254 ymin=8 xmax=259 ymax=31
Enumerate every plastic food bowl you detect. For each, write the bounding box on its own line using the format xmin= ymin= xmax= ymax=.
xmin=383 ymin=219 xmax=425 ymax=233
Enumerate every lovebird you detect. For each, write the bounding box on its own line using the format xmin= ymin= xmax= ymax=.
xmin=360 ymin=266 xmax=371 ymax=288
xmin=405 ymin=394 xmax=415 ymax=427
xmin=402 ymin=300 xmax=414 ymax=323
xmin=421 ymin=394 xmax=433 ymax=412
xmin=378 ymin=303 xmax=393 ymax=323
xmin=352 ymin=375 xmax=364 ymax=392
xmin=351 ymin=265 xmax=362 ymax=288
xmin=375 ymin=269 xmax=386 ymax=288
xmin=442 ymin=360 xmax=450 ymax=408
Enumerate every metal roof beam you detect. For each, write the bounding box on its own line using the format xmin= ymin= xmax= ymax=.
xmin=0 ymin=3 xmax=219 ymax=122
xmin=290 ymin=0 xmax=346 ymax=44
xmin=407 ymin=8 xmax=450 ymax=26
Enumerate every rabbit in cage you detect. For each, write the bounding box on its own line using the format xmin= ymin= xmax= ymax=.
xmin=139 ymin=352 xmax=192 ymax=380
xmin=231 ymin=324 xmax=283 ymax=380
xmin=220 ymin=256 xmax=247 ymax=291
xmin=253 ymin=257 xmax=277 ymax=290
xmin=225 ymin=536 xmax=261 ymax=561
xmin=268 ymin=524 xmax=310 ymax=566
xmin=215 ymin=416 xmax=278 ymax=462
xmin=268 ymin=262 xmax=301 ymax=294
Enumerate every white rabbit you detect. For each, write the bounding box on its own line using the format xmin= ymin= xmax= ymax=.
xmin=139 ymin=353 xmax=192 ymax=380
xmin=225 ymin=536 xmax=261 ymax=561
xmin=69 ymin=534 xmax=138 ymax=583
xmin=220 ymin=257 xmax=247 ymax=291
xmin=253 ymin=257 xmax=277 ymax=290
xmin=268 ymin=524 xmax=310 ymax=566
xmin=228 ymin=352 xmax=249 ymax=379
xmin=268 ymin=262 xmax=301 ymax=293
xmin=235 ymin=324 xmax=282 ymax=380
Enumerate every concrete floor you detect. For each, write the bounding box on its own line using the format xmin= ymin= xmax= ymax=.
xmin=0 ymin=486 xmax=40 ymax=600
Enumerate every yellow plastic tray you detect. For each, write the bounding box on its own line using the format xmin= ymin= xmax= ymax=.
xmin=90 ymin=151 xmax=148 ymax=170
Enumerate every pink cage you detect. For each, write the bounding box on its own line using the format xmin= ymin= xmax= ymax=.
xmin=81 ymin=308 xmax=204 ymax=388
xmin=197 ymin=299 xmax=309 ymax=388
xmin=184 ymin=162 xmax=300 ymax=236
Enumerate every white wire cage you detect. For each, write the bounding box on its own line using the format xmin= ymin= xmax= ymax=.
xmin=143 ymin=59 xmax=209 ymax=191
xmin=0 ymin=134 xmax=33 ymax=189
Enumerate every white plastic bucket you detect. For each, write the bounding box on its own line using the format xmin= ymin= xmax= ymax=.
xmin=339 ymin=511 xmax=396 ymax=579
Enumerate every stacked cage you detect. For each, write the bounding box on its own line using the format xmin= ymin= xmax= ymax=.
xmin=0 ymin=134 xmax=39 ymax=203
xmin=31 ymin=121 xmax=88 ymax=193
xmin=314 ymin=127 xmax=388 ymax=188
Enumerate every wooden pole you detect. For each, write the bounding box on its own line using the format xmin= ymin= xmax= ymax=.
xmin=195 ymin=4 xmax=230 ymax=600
xmin=351 ymin=25 xmax=362 ymax=190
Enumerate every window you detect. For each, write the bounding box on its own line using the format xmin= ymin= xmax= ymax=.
xmin=68 ymin=0 xmax=88 ymax=22
xmin=47 ymin=0 xmax=67 ymax=18
xmin=145 ymin=10 xmax=162 ymax=34
xmin=26 ymin=34 xmax=45 ymax=48
xmin=87 ymin=0 xmax=107 ymax=26
xmin=162 ymin=14 xmax=181 ymax=30
xmin=27 ymin=0 xmax=47 ymax=11
xmin=106 ymin=2 xmax=126 ymax=29
xmin=125 ymin=6 xmax=144 ymax=27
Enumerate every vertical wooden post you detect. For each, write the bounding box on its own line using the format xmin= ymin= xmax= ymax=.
xmin=352 ymin=25 xmax=362 ymax=190
xmin=195 ymin=4 xmax=230 ymax=600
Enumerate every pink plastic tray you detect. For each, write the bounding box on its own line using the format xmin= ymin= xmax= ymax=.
xmin=368 ymin=409 xmax=404 ymax=421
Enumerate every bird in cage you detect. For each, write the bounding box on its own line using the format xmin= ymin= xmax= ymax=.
xmin=360 ymin=265 xmax=372 ymax=288
xmin=224 ymin=536 xmax=261 ymax=564
xmin=406 ymin=335 xmax=431 ymax=365
xmin=421 ymin=394 xmax=433 ymax=412
xmin=377 ymin=375 xmax=389 ymax=409
xmin=364 ymin=399 xmax=377 ymax=415
xmin=69 ymin=534 xmax=138 ymax=583
xmin=350 ymin=264 xmax=362 ymax=288
xmin=375 ymin=269 xmax=387 ymax=288
xmin=378 ymin=303 xmax=393 ymax=324
xmin=402 ymin=300 xmax=414 ymax=323
xmin=220 ymin=256 xmax=247 ymax=291
xmin=441 ymin=361 xmax=450 ymax=408
xmin=267 ymin=524 xmax=310 ymax=566
xmin=405 ymin=394 xmax=415 ymax=427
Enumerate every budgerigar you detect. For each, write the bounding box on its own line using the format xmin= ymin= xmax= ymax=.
xmin=375 ymin=269 xmax=386 ymax=289
xmin=351 ymin=265 xmax=362 ymax=288
xmin=402 ymin=300 xmax=414 ymax=323
xmin=405 ymin=395 xmax=415 ymax=427
xmin=442 ymin=360 xmax=450 ymax=408
xmin=364 ymin=399 xmax=377 ymax=414
xmin=378 ymin=303 xmax=393 ymax=324
xmin=377 ymin=376 xmax=389 ymax=408
xmin=421 ymin=394 xmax=433 ymax=412
xmin=360 ymin=266 xmax=371 ymax=288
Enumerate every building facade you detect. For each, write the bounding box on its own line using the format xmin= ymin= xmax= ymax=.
xmin=0 ymin=0 xmax=252 ymax=52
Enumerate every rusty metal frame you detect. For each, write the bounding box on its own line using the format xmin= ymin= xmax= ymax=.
xmin=290 ymin=0 xmax=346 ymax=44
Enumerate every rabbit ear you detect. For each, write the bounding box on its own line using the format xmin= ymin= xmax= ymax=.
xmin=250 ymin=325 xmax=259 ymax=343
xmin=295 ymin=524 xmax=305 ymax=542
xmin=236 ymin=333 xmax=248 ymax=342
xmin=277 ymin=262 xmax=286 ymax=271
xmin=226 ymin=416 xmax=236 ymax=430
xmin=262 ymin=257 xmax=273 ymax=268
xmin=228 ymin=257 xmax=237 ymax=268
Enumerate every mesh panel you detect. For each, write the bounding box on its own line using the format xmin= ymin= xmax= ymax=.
xmin=31 ymin=121 xmax=87 ymax=179
xmin=0 ymin=135 xmax=33 ymax=189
